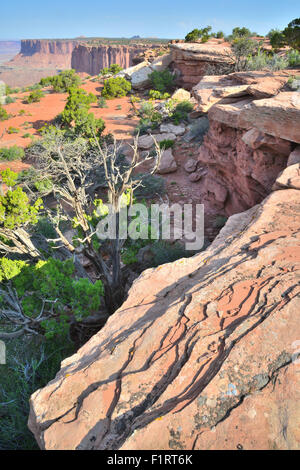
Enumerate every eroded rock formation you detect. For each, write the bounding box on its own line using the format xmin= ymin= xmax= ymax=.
xmin=8 ymin=39 xmax=78 ymax=68
xmin=28 ymin=163 xmax=300 ymax=449
xmin=193 ymin=70 xmax=300 ymax=215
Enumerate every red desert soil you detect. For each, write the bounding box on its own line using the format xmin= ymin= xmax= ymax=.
xmin=0 ymin=78 xmax=137 ymax=151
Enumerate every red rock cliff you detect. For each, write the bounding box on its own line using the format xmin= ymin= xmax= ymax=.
xmin=71 ymin=43 xmax=161 ymax=75
xmin=8 ymin=39 xmax=78 ymax=68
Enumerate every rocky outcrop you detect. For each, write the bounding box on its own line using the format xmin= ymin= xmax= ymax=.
xmin=8 ymin=39 xmax=78 ymax=69
xmin=192 ymin=70 xmax=300 ymax=215
xmin=28 ymin=162 xmax=300 ymax=449
xmin=170 ymin=42 xmax=233 ymax=89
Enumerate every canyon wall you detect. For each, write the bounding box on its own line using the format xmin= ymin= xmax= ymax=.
xmin=71 ymin=43 xmax=162 ymax=75
xmin=8 ymin=39 xmax=78 ymax=68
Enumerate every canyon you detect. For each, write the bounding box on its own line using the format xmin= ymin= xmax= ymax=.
xmin=27 ymin=45 xmax=300 ymax=449
xmin=0 ymin=39 xmax=166 ymax=86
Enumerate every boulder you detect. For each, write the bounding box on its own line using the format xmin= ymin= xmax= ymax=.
xmin=242 ymin=128 xmax=291 ymax=155
xmin=28 ymin=186 xmax=300 ymax=450
xmin=138 ymin=133 xmax=176 ymax=150
xmin=287 ymin=146 xmax=300 ymax=166
xmin=117 ymin=61 xmax=152 ymax=89
xmin=192 ymin=75 xmax=249 ymax=112
xmin=184 ymin=158 xmax=198 ymax=173
xmin=171 ymin=88 xmax=191 ymax=101
xmin=157 ymin=149 xmax=177 ymax=174
xmin=149 ymin=53 xmax=172 ymax=72
xmin=188 ymin=171 xmax=202 ymax=182
xmin=272 ymin=163 xmax=300 ymax=190
xmin=160 ymin=123 xmax=185 ymax=136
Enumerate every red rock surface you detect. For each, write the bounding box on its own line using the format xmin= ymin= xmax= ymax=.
xmin=170 ymin=41 xmax=233 ymax=89
xmin=28 ymin=167 xmax=300 ymax=449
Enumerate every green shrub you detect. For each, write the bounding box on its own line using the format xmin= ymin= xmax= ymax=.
xmin=0 ymin=337 xmax=74 ymax=450
xmin=0 ymin=105 xmax=10 ymax=121
xmin=61 ymin=87 xmax=105 ymax=140
xmin=7 ymin=126 xmax=20 ymax=134
xmin=159 ymin=139 xmax=175 ymax=149
xmin=0 ymin=146 xmax=25 ymax=161
xmin=287 ymin=49 xmax=300 ymax=66
xmin=185 ymin=26 xmax=212 ymax=43
xmin=40 ymin=69 xmax=81 ymax=92
xmin=18 ymin=109 xmax=26 ymax=115
xmin=5 ymin=96 xmax=16 ymax=104
xmin=25 ymin=89 xmax=44 ymax=103
xmin=22 ymin=133 xmax=31 ymax=139
xmin=109 ymin=63 xmax=123 ymax=74
xmin=148 ymin=69 xmax=175 ymax=93
xmin=97 ymin=96 xmax=108 ymax=108
xmin=101 ymin=77 xmax=131 ymax=98
xmin=171 ymin=100 xmax=194 ymax=124
xmin=148 ymin=89 xmax=170 ymax=100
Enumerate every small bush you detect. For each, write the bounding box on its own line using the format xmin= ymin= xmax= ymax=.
xmin=171 ymin=100 xmax=194 ymax=124
xmin=0 ymin=105 xmax=10 ymax=121
xmin=0 ymin=146 xmax=25 ymax=161
xmin=5 ymin=96 xmax=16 ymax=104
xmin=148 ymin=89 xmax=170 ymax=100
xmin=287 ymin=49 xmax=300 ymax=66
xmin=22 ymin=133 xmax=31 ymax=139
xmin=7 ymin=126 xmax=20 ymax=134
xmin=101 ymin=77 xmax=131 ymax=98
xmin=40 ymin=69 xmax=81 ymax=93
xmin=159 ymin=139 xmax=175 ymax=149
xmin=148 ymin=69 xmax=175 ymax=94
xmin=18 ymin=109 xmax=26 ymax=115
xmin=97 ymin=96 xmax=108 ymax=108
xmin=25 ymin=89 xmax=44 ymax=103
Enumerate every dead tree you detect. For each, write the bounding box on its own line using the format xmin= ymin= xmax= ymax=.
xmin=31 ymin=130 xmax=162 ymax=313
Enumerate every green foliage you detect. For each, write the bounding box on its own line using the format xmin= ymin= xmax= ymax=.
xmin=287 ymin=49 xmax=300 ymax=66
xmin=0 ymin=169 xmax=43 ymax=229
xmin=40 ymin=69 xmax=81 ymax=92
xmin=5 ymin=85 xmax=19 ymax=95
xmin=216 ymin=31 xmax=224 ymax=39
xmin=0 ymin=105 xmax=10 ymax=121
xmin=185 ymin=26 xmax=212 ymax=43
xmin=282 ymin=18 xmax=300 ymax=51
xmin=135 ymin=100 xmax=163 ymax=133
xmin=5 ymin=96 xmax=16 ymax=104
xmin=246 ymin=50 xmax=288 ymax=71
xmin=148 ymin=89 xmax=170 ymax=100
xmin=0 ymin=146 xmax=25 ymax=162
xmin=101 ymin=76 xmax=131 ymax=98
xmin=0 ymin=257 xmax=104 ymax=338
xmin=159 ymin=139 xmax=175 ymax=149
xmin=148 ymin=69 xmax=175 ymax=93
xmin=7 ymin=126 xmax=20 ymax=134
xmin=99 ymin=64 xmax=123 ymax=76
xmin=0 ymin=337 xmax=74 ymax=449
xmin=171 ymin=100 xmax=194 ymax=124
xmin=231 ymin=27 xmax=252 ymax=39
xmin=268 ymin=29 xmax=285 ymax=50
xmin=97 ymin=96 xmax=108 ymax=108
xmin=25 ymin=89 xmax=44 ymax=103
xmin=232 ymin=37 xmax=260 ymax=71
xmin=61 ymin=87 xmax=105 ymax=140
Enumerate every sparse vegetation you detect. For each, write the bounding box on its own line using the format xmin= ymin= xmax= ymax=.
xmin=101 ymin=76 xmax=131 ymax=98
xmin=0 ymin=105 xmax=11 ymax=121
xmin=0 ymin=146 xmax=25 ymax=161
xmin=148 ymin=69 xmax=175 ymax=94
xmin=25 ymin=89 xmax=44 ymax=103
xmin=40 ymin=69 xmax=81 ymax=92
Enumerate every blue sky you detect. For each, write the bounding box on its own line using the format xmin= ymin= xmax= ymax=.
xmin=1 ymin=0 xmax=299 ymax=40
